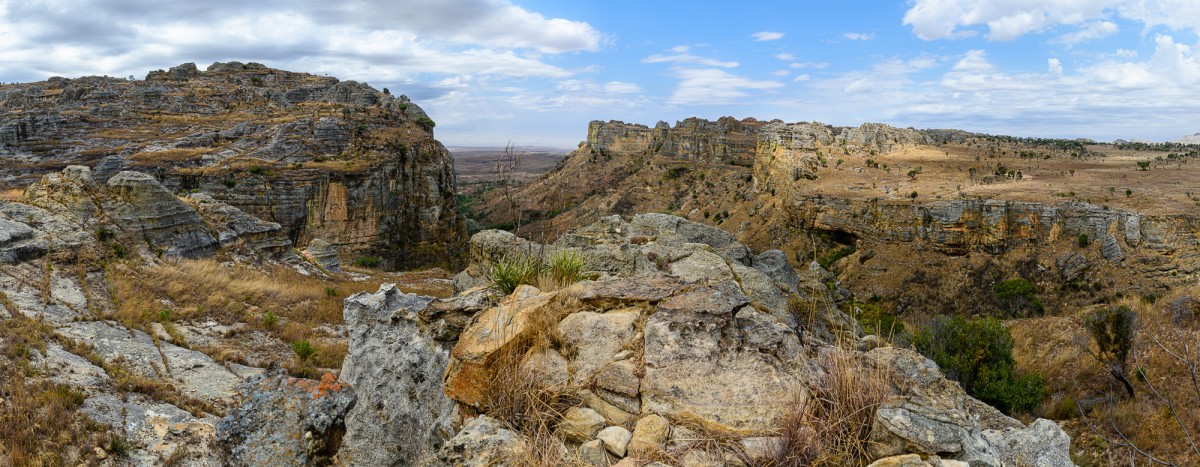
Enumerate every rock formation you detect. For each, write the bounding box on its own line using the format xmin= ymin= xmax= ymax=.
xmin=0 ymin=61 xmax=466 ymax=269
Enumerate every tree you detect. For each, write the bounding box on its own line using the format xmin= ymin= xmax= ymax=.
xmin=1085 ymin=305 xmax=1137 ymax=398
xmin=495 ymin=142 xmax=526 ymax=233
xmin=912 ymin=316 xmax=1046 ymax=414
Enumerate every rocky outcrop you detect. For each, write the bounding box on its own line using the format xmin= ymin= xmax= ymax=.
xmin=217 ymin=366 xmax=356 ymax=466
xmin=338 ymin=284 xmax=458 ymax=466
xmin=303 ymin=238 xmax=342 ymax=272
xmin=586 ymin=116 xmax=766 ymax=166
xmin=186 ymin=193 xmax=295 ymax=260
xmin=434 ymin=214 xmax=1074 ymax=465
xmin=104 ymin=170 xmax=218 ymax=258
xmin=0 ymin=62 xmax=466 ymax=269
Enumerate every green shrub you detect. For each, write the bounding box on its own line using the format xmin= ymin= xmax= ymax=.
xmin=353 ymin=256 xmax=382 ymax=268
xmin=488 ymin=257 xmax=539 ymax=295
xmin=993 ymin=278 xmax=1044 ymax=317
xmin=912 ymin=316 xmax=1046 ymax=414
xmin=324 ymin=287 xmax=339 ymax=297
xmin=548 ymin=250 xmax=584 ymax=286
xmin=292 ymin=339 xmax=317 ymax=363
xmin=248 ymin=166 xmax=264 ymax=175
xmin=852 ymin=301 xmax=904 ymax=337
xmin=1085 ymin=305 xmax=1137 ymax=397
xmin=1078 ymin=233 xmax=1089 ymax=247
xmin=817 ymin=245 xmax=857 ymax=270
xmin=263 ymin=311 xmax=278 ymax=328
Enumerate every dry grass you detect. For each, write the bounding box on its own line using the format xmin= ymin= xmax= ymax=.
xmin=0 ymin=314 xmax=108 ymax=466
xmin=107 ymin=258 xmax=390 ymax=368
xmin=769 ymin=348 xmax=890 ymax=467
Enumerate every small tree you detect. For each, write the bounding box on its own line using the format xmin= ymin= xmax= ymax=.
xmin=912 ymin=316 xmax=1046 ymax=414
xmin=1085 ymin=305 xmax=1137 ymax=398
xmin=994 ymin=278 xmax=1044 ymax=317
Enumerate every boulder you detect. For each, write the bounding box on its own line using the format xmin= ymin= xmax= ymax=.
xmin=217 ymin=366 xmax=356 ymax=466
xmin=1055 ymin=252 xmax=1090 ymax=282
xmin=338 ymin=284 xmax=456 ymax=466
xmin=1101 ymin=234 xmax=1124 ymax=261
xmin=437 ymin=415 xmax=529 ymax=466
xmin=105 ymin=170 xmax=217 ymax=258
xmin=559 ymin=407 xmax=607 ymax=443
xmin=628 ymin=414 xmax=671 ymax=457
xmin=597 ymin=426 xmax=633 ymax=457
xmin=304 ymin=238 xmax=342 ymax=272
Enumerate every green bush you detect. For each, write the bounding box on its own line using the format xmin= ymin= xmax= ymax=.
xmin=548 ymin=250 xmax=584 ymax=286
xmin=912 ymin=316 xmax=1046 ymax=414
xmin=1078 ymin=233 xmax=1089 ymax=247
xmin=488 ymin=257 xmax=539 ymax=295
xmin=1085 ymin=305 xmax=1137 ymax=397
xmin=353 ymin=256 xmax=382 ymax=268
xmin=993 ymin=278 xmax=1044 ymax=317
xmin=263 ymin=311 xmax=279 ymax=328
xmin=817 ymin=245 xmax=857 ymax=270
xmin=852 ymin=300 xmax=904 ymax=337
xmin=292 ymin=339 xmax=317 ymax=363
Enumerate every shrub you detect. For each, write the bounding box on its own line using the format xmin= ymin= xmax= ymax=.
xmin=263 ymin=311 xmax=279 ymax=328
xmin=912 ymin=316 xmax=1046 ymax=414
xmin=488 ymin=257 xmax=539 ymax=295
xmin=292 ymin=339 xmax=317 ymax=363
xmin=353 ymin=256 xmax=382 ymax=268
xmin=993 ymin=278 xmax=1044 ymax=317
xmin=817 ymin=245 xmax=856 ymax=270
xmin=248 ymin=166 xmax=264 ymax=175
xmin=852 ymin=300 xmax=904 ymax=338
xmin=1085 ymin=305 xmax=1137 ymax=397
xmin=1078 ymin=233 xmax=1089 ymax=247
xmin=324 ymin=287 xmax=339 ymax=297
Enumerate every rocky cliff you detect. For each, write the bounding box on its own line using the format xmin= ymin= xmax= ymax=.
xmin=0 ymin=62 xmax=465 ymax=268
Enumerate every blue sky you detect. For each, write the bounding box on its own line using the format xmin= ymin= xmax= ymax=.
xmin=3 ymin=1 xmax=1200 ymax=147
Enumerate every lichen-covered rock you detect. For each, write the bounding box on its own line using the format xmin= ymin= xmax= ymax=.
xmin=437 ymin=415 xmax=529 ymax=466
xmin=338 ymin=283 xmax=456 ymax=466
xmin=217 ymin=366 xmax=356 ymax=466
xmin=186 ymin=193 xmax=295 ymax=260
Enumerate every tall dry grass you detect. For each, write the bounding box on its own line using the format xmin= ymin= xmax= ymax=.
xmin=769 ymin=348 xmax=890 ymax=467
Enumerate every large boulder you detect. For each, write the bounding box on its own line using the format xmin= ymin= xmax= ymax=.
xmin=217 ymin=366 xmax=356 ymax=466
xmin=338 ymin=284 xmax=457 ymax=466
xmin=104 ymin=170 xmax=218 ymax=258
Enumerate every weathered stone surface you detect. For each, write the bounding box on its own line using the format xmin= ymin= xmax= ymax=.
xmin=597 ymin=425 xmax=633 ymax=457
xmin=560 ymin=308 xmax=640 ymax=385
xmin=628 ymin=414 xmax=671 ymax=457
xmin=437 ymin=415 xmax=529 ymax=466
xmin=444 ymin=286 xmax=558 ymax=406
xmin=1101 ymin=234 xmax=1125 ymax=261
xmin=977 ymin=418 xmax=1074 ymax=467
xmin=0 ymin=217 xmax=44 ymax=263
xmin=867 ymin=454 xmax=932 ymax=467
xmin=559 ymin=407 xmax=606 ymax=443
xmin=421 ymin=285 xmax=499 ymax=341
xmin=580 ymin=439 xmax=611 ymax=467
xmin=577 ymin=275 xmax=689 ymax=304
xmin=217 ymin=366 xmax=356 ymax=466
xmin=1055 ymin=251 xmax=1090 ymax=282
xmin=105 ymin=170 xmax=218 ymax=258
xmin=187 ymin=193 xmax=295 ymax=259
xmin=752 ymin=249 xmax=800 ymax=293
xmin=520 ymin=347 xmax=570 ymax=389
xmin=82 ymin=392 xmax=220 ymax=466
xmin=339 ymin=284 xmax=455 ymax=466
xmin=303 ymin=238 xmax=341 ymax=272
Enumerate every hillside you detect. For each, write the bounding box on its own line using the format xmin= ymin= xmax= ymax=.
xmin=1 ymin=62 xmax=466 ymax=268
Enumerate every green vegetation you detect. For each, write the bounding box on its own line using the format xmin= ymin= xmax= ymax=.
xmin=547 ymin=250 xmax=584 ymax=287
xmin=993 ymin=278 xmax=1044 ymax=317
xmin=353 ymin=256 xmax=382 ymax=268
xmin=817 ymin=245 xmax=857 ymax=270
xmin=851 ymin=300 xmax=904 ymax=337
xmin=487 ymin=256 xmax=539 ymax=295
xmin=1078 ymin=233 xmax=1089 ymax=247
xmin=292 ymin=339 xmax=317 ymax=363
xmin=912 ymin=316 xmax=1046 ymax=414
xmin=1085 ymin=305 xmax=1137 ymax=397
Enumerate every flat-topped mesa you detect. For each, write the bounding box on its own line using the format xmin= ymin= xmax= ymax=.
xmin=755 ymin=121 xmax=930 ymax=183
xmin=585 ymin=116 xmax=767 ymax=166
xmin=0 ymin=62 xmax=465 ymax=269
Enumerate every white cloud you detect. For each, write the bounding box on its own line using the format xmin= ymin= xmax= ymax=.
xmin=642 ymin=46 xmax=739 ymax=68
xmin=1048 ymin=58 xmax=1064 ymax=76
xmin=843 ymin=32 xmax=875 ymax=41
xmin=667 ymin=68 xmax=783 ymax=105
xmin=603 ymin=81 xmax=642 ymax=94
xmin=1116 ymin=48 xmax=1138 ymax=58
xmin=554 ymin=79 xmax=643 ymax=94
xmin=1057 ymin=20 xmax=1118 ymax=44
xmin=775 ymin=53 xmax=796 ymax=61
xmin=789 ymin=62 xmax=830 ymax=69
xmin=752 ymin=31 xmax=784 ymax=41
xmin=771 ymin=70 xmax=791 ymax=77
xmin=903 ymin=0 xmax=1200 ymax=42
xmin=793 ymin=74 xmax=810 ymax=82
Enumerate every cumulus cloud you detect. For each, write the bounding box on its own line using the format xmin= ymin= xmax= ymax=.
xmin=667 ymin=68 xmax=783 ymax=105
xmin=903 ymin=0 xmax=1200 ymax=41
xmin=775 ymin=53 xmax=796 ymax=61
xmin=843 ymin=32 xmax=875 ymax=41
xmin=0 ymin=0 xmax=600 ymax=83
xmin=751 ymin=31 xmax=784 ymax=41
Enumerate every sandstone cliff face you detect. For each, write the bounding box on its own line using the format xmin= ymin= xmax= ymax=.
xmin=587 ymin=116 xmax=764 ymax=166
xmin=0 ymin=61 xmax=465 ymax=268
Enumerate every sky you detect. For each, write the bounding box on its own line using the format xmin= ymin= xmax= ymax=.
xmin=3 ymin=1 xmax=1200 ymax=148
